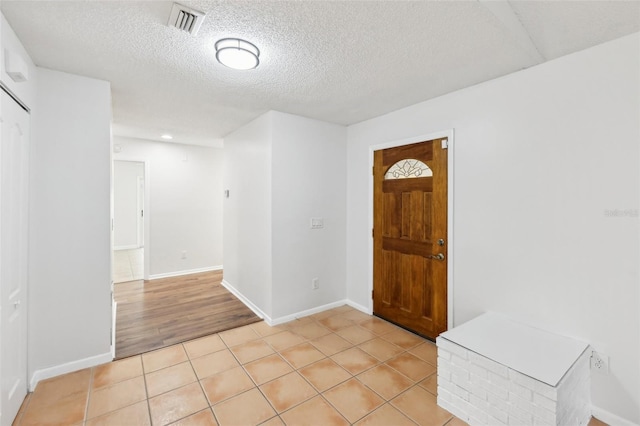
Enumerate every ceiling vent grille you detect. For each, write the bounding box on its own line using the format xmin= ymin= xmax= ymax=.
xmin=167 ymin=3 xmax=205 ymax=36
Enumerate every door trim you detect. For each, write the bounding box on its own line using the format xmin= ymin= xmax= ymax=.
xmin=136 ymin=175 xmax=144 ymax=248
xmin=367 ymin=129 xmax=455 ymax=330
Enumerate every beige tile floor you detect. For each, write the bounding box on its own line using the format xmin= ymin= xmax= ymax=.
xmin=13 ymin=305 xmax=467 ymax=426
xmin=113 ymin=248 xmax=144 ymax=283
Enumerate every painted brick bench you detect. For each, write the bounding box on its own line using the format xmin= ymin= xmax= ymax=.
xmin=436 ymin=312 xmax=591 ymax=426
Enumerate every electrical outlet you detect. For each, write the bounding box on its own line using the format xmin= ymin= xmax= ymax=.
xmin=591 ymin=351 xmax=609 ymax=375
xmin=312 ymin=278 xmax=319 ymax=290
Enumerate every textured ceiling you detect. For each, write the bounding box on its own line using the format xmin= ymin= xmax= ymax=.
xmin=1 ymin=1 xmax=639 ymax=147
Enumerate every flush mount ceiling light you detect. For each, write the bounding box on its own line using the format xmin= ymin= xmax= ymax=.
xmin=215 ymin=38 xmax=260 ymax=70
xmin=161 ymin=134 xmax=173 ymax=140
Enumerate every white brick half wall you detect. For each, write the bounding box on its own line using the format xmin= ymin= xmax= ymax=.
xmin=436 ymin=313 xmax=591 ymax=426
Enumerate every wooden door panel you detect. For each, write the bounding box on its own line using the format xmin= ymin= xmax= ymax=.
xmin=382 ymin=192 xmax=398 ymax=238
xmin=382 ymin=238 xmax=431 ymax=258
xmin=382 ymin=178 xmax=433 ymax=192
xmin=396 ymin=253 xmax=414 ymax=312
xmin=410 ymin=191 xmax=425 ymax=241
xmin=423 ymin=192 xmax=433 ymax=241
xmin=382 ymin=142 xmax=433 ymax=165
xmin=422 ymin=257 xmax=433 ymax=319
xmin=400 ymin=192 xmax=411 ymax=238
xmin=373 ymin=138 xmax=447 ymax=340
xmin=383 ymin=190 xmax=432 ymax=242
xmin=380 ymin=250 xmax=392 ymax=306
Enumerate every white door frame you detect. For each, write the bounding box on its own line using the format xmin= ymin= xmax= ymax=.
xmin=136 ymin=175 xmax=144 ymax=248
xmin=367 ymin=129 xmax=455 ymax=330
xmin=112 ymin=159 xmax=150 ymax=280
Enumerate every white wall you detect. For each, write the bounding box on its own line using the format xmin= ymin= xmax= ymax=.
xmin=223 ymin=111 xmax=347 ymax=321
xmin=223 ymin=113 xmax=273 ymax=316
xmin=113 ymin=161 xmax=144 ymax=249
xmin=271 ymin=112 xmax=347 ymax=319
xmin=346 ymin=33 xmax=640 ymax=423
xmin=113 ymin=137 xmax=223 ymax=277
xmin=0 ymin=13 xmax=36 ymax=109
xmin=30 ymin=68 xmax=112 ymax=378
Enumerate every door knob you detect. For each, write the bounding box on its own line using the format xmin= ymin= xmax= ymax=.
xmin=428 ymin=253 xmax=445 ymax=261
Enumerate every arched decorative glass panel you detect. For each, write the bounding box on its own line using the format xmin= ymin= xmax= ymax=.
xmin=384 ymin=159 xmax=432 ymax=180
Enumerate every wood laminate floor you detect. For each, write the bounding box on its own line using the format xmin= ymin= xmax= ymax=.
xmin=114 ymin=270 xmax=261 ymax=359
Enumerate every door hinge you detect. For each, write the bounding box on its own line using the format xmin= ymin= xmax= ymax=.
xmin=371 ymin=289 xmax=374 ymax=299
xmin=372 ymin=228 xmax=374 ymax=238
xmin=372 ymin=166 xmax=375 ymax=175
xmin=141 ymin=209 xmax=144 ymax=217
xmin=441 ymin=139 xmax=448 ymax=149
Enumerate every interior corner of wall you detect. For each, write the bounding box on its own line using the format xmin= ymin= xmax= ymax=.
xmin=590 ymin=405 xmax=639 ymax=426
xmin=220 ymin=279 xmax=269 ymax=322
xmin=29 ymin=351 xmax=113 ymax=392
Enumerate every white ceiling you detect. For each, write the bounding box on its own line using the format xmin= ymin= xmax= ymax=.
xmin=2 ymin=1 xmax=639 ymax=147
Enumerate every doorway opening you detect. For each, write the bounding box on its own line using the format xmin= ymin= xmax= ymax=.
xmin=113 ymin=160 xmax=145 ymax=283
xmin=109 ymin=151 xmax=260 ymax=359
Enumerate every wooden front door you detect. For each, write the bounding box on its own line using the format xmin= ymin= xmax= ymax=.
xmin=373 ymin=138 xmax=448 ymax=339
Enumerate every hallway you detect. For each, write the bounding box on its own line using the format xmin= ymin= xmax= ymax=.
xmin=113 ymin=248 xmax=143 ymax=284
xmin=114 ymin=270 xmax=260 ymax=359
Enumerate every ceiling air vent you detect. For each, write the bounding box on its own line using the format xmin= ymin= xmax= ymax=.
xmin=167 ymin=3 xmax=205 ymax=36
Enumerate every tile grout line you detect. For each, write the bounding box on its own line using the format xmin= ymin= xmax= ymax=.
xmin=315 ymin=393 xmax=352 ymax=425
xmin=227 ymin=332 xmax=322 ymax=418
xmin=217 ymin=320 xmax=356 ymax=423
xmin=189 ymin=342 xmax=223 ymax=426
xmin=290 ymin=314 xmax=429 ymax=425
xmin=140 ymin=355 xmax=153 ymax=426
xmin=206 ymin=331 xmax=269 ymax=421
xmin=221 ymin=333 xmax=283 ymax=420
xmin=83 ymin=360 xmax=149 ymax=424
xmin=83 ymin=366 xmax=96 ymax=424
xmin=387 ymin=383 xmax=418 ymax=423
xmin=19 ymin=307 xmax=444 ymax=426
xmin=255 ymin=317 xmax=383 ymax=424
xmin=142 ymin=345 xmax=205 ymax=425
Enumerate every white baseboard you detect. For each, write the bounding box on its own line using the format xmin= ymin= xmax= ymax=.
xmin=592 ymin=405 xmax=639 ymax=426
xmin=29 ymin=351 xmax=113 ymax=392
xmin=114 ymin=245 xmax=139 ymax=251
xmin=346 ymin=299 xmax=372 ymax=315
xmin=220 ymin=280 xmax=266 ymax=321
xmin=148 ymin=265 xmax=223 ymax=280
xmin=218 ymin=280 xmax=366 ymax=327
xmin=269 ymin=300 xmax=350 ymax=326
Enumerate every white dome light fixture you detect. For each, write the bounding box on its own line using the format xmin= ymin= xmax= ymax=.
xmin=215 ymin=38 xmax=260 ymax=70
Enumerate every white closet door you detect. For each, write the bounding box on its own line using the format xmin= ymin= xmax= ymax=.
xmin=0 ymin=87 xmax=29 ymax=426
